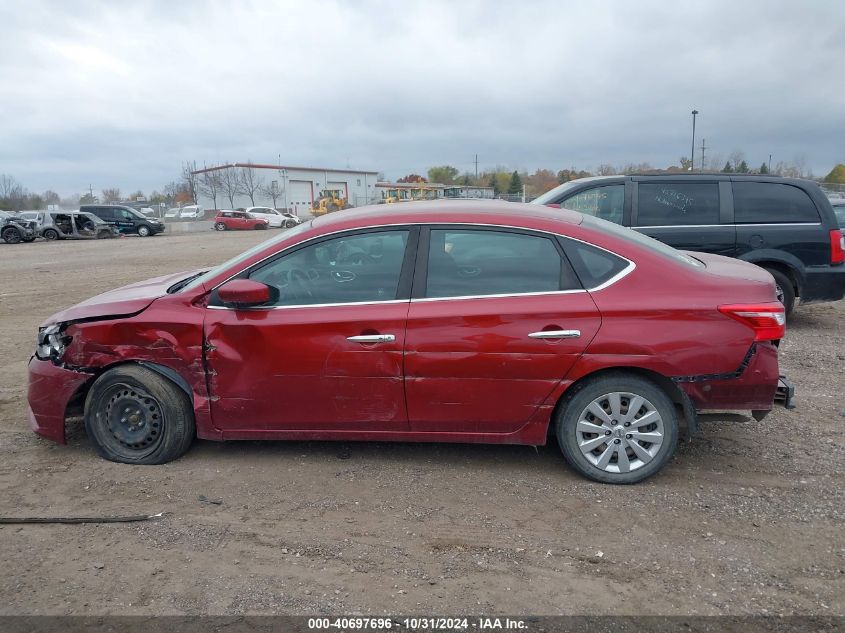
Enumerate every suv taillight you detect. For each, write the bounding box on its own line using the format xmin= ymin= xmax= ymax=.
xmin=718 ymin=303 xmax=786 ymax=342
xmin=830 ymin=229 xmax=845 ymax=264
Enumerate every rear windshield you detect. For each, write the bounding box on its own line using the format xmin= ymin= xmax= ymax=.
xmin=581 ymin=214 xmax=703 ymax=268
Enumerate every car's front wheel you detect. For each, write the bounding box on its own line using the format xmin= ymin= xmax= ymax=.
xmin=2 ymin=227 xmax=22 ymax=244
xmin=43 ymin=228 xmax=60 ymax=240
xmin=556 ymin=373 xmax=679 ymax=484
xmin=84 ymin=365 xmax=195 ymax=464
xmin=137 ymin=225 xmax=151 ymax=237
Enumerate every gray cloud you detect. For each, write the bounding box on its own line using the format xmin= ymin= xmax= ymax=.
xmin=1 ymin=0 xmax=844 ymax=196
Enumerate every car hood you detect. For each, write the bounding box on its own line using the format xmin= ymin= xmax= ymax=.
xmin=43 ymin=269 xmax=204 ymax=326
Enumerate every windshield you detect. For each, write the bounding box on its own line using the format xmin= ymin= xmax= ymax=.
xmin=180 ymin=221 xmax=313 ymax=292
xmin=580 ymin=214 xmax=704 ymax=268
xmin=531 ymin=181 xmax=584 ymax=205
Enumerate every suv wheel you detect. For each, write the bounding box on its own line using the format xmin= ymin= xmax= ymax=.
xmin=556 ymin=373 xmax=679 ymax=484
xmin=43 ymin=228 xmax=59 ymax=240
xmin=766 ymin=268 xmax=795 ymax=317
xmin=2 ymin=226 xmax=22 ymax=244
xmin=137 ymin=225 xmax=151 ymax=237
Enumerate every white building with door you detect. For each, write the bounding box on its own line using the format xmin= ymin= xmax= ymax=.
xmin=192 ymin=162 xmax=380 ymax=215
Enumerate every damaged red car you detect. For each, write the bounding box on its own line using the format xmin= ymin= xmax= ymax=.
xmin=28 ymin=200 xmax=793 ymax=484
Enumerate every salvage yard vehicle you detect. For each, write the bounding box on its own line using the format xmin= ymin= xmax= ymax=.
xmin=214 ymin=210 xmax=269 ymax=231
xmin=244 ymin=206 xmax=288 ymax=228
xmin=28 ymin=200 xmax=793 ymax=484
xmin=81 ymin=204 xmax=165 ymax=237
xmin=40 ymin=211 xmax=119 ymax=240
xmin=533 ymin=174 xmax=845 ymax=316
xmin=0 ymin=210 xmax=37 ymax=243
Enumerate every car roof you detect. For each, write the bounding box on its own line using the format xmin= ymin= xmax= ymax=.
xmin=311 ymin=199 xmax=582 ymax=231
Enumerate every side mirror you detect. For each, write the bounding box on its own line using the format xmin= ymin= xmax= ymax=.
xmin=217 ymin=279 xmax=271 ymax=308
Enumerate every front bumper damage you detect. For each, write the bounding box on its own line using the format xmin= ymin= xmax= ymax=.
xmin=27 ymin=357 xmax=94 ymax=444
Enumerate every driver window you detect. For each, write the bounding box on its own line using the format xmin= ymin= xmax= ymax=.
xmin=250 ymin=229 xmax=410 ymax=306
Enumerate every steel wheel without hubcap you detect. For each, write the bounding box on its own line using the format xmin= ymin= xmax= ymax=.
xmin=99 ymin=383 xmax=165 ymax=458
xmin=576 ymin=392 xmax=664 ymax=474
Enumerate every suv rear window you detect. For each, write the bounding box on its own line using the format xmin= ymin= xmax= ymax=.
xmin=636 ymin=183 xmax=720 ymax=226
xmin=732 ymin=182 xmax=820 ymax=223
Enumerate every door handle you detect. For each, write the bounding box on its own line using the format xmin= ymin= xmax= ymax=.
xmin=347 ymin=334 xmax=396 ymax=343
xmin=528 ymin=330 xmax=581 ymax=339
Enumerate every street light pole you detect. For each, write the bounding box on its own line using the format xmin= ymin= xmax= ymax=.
xmin=690 ymin=110 xmax=699 ymax=171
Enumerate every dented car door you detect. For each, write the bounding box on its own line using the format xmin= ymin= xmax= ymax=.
xmin=203 ymin=228 xmax=416 ymax=434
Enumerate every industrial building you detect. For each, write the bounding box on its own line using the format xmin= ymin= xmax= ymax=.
xmin=191 ymin=162 xmax=380 ymax=214
xmin=375 ymin=182 xmax=495 ymax=202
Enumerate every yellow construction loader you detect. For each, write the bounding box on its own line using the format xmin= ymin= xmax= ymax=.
xmin=312 ymin=189 xmax=349 ymax=215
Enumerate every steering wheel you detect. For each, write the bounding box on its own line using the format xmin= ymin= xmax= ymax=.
xmin=289 ymin=268 xmax=314 ymax=300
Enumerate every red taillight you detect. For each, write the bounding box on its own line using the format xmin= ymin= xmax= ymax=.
xmin=718 ymin=303 xmax=786 ymax=341
xmin=830 ymin=229 xmax=845 ymax=264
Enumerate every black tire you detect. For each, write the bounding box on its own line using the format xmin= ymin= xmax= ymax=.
xmin=766 ymin=268 xmax=796 ymax=318
xmin=555 ymin=373 xmax=679 ymax=484
xmin=285 ymin=220 xmax=297 ymax=228
xmin=214 ymin=222 xmax=227 ymax=231
xmin=84 ymin=365 xmax=195 ymax=465
xmin=43 ymin=228 xmax=60 ymax=241
xmin=255 ymin=223 xmax=268 ymax=230
xmin=137 ymin=225 xmax=152 ymax=237
xmin=2 ymin=227 xmax=22 ymax=244
xmin=22 ymin=236 xmax=36 ymax=242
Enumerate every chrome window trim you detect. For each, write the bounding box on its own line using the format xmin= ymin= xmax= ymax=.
xmin=208 ymin=221 xmax=638 ymax=310
xmin=207 ymin=299 xmax=409 ymax=311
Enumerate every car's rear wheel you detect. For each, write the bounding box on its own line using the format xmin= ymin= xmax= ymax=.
xmin=556 ymin=373 xmax=678 ymax=484
xmin=766 ymin=268 xmax=795 ymax=317
xmin=43 ymin=228 xmax=59 ymax=240
xmin=84 ymin=365 xmax=195 ymax=464
xmin=215 ymin=222 xmax=227 ymax=231
xmin=285 ymin=220 xmax=297 ymax=228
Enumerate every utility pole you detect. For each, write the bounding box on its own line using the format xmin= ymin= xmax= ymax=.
xmin=474 ymin=154 xmax=478 ymax=180
xmin=700 ymin=138 xmax=708 ymax=172
xmin=768 ymin=154 xmax=772 ymax=173
xmin=690 ymin=109 xmax=699 ymax=171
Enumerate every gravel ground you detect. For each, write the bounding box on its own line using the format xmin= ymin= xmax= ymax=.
xmin=0 ymin=231 xmax=843 ymax=616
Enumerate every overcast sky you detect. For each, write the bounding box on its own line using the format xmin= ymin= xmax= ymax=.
xmin=1 ymin=0 xmax=844 ymax=196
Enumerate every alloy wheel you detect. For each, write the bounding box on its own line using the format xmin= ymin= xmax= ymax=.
xmin=575 ymin=392 xmax=665 ymax=474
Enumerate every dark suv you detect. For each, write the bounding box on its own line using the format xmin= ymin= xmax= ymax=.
xmin=533 ymin=174 xmax=845 ymax=315
xmin=81 ymin=204 xmax=165 ymax=237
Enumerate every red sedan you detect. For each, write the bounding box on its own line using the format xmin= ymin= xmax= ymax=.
xmin=213 ymin=210 xmax=269 ymax=231
xmin=28 ymin=201 xmax=791 ymax=483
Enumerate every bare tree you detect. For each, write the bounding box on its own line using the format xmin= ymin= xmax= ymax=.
xmin=707 ymin=153 xmax=724 ymax=171
xmin=728 ymin=149 xmax=746 ymax=172
xmin=260 ymin=180 xmax=283 ymax=208
xmin=239 ymin=164 xmax=264 ymax=206
xmin=0 ymin=174 xmax=19 ymax=199
xmin=182 ymin=161 xmax=199 ymax=204
xmin=218 ymin=167 xmax=242 ymax=208
xmin=198 ymin=169 xmax=223 ymax=210
xmin=596 ymin=164 xmax=618 ymax=176
xmin=102 ymin=188 xmax=121 ymax=203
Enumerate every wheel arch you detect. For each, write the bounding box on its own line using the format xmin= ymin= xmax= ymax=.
xmin=551 ymin=366 xmax=697 ymax=438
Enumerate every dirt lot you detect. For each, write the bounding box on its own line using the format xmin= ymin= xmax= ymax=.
xmin=0 ymin=231 xmax=843 ymax=616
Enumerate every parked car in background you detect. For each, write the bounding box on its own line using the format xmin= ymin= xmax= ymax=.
xmin=28 ymin=200 xmax=792 ymax=484
xmin=40 ymin=211 xmax=118 ymax=240
xmin=0 ymin=211 xmax=37 ymax=243
xmin=81 ymin=204 xmax=165 ymax=237
xmin=178 ymin=205 xmax=205 ymax=220
xmin=18 ymin=211 xmax=47 ymax=230
xmin=281 ymin=211 xmax=303 ymax=226
xmin=830 ymin=198 xmax=845 ymax=228
xmin=214 ymin=210 xmax=269 ymax=231
xmin=533 ymin=174 xmax=845 ymax=316
xmin=246 ymin=207 xmax=298 ymax=229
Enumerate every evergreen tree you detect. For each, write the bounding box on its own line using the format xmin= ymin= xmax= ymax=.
xmin=488 ymin=173 xmax=499 ymax=195
xmin=759 ymin=162 xmax=769 ymax=174
xmin=737 ymin=160 xmax=749 ymax=173
xmin=507 ymin=170 xmax=522 ymax=194
xmin=722 ymin=161 xmax=734 ymax=173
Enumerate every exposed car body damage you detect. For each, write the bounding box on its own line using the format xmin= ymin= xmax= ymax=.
xmin=28 ymin=201 xmax=788 ymax=473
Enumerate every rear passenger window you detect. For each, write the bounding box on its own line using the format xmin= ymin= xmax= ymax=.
xmin=562 ymin=185 xmax=625 ymax=224
xmin=425 ymin=229 xmax=576 ymax=299
xmin=562 ymin=239 xmax=630 ymax=289
xmin=636 ymin=183 xmax=720 ymax=226
xmin=732 ymin=182 xmax=820 ymax=223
